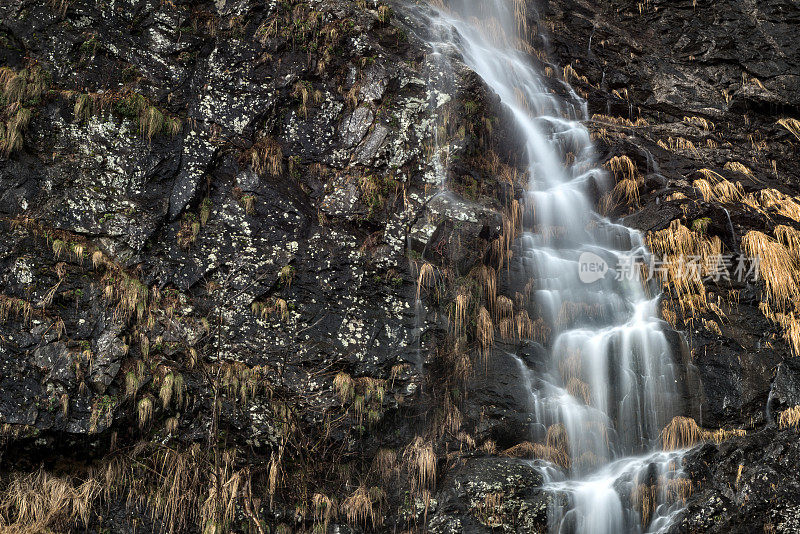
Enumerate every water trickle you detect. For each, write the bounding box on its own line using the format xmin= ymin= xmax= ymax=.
xmin=430 ymin=1 xmax=693 ymax=532
xmin=723 ymin=207 xmax=739 ymax=252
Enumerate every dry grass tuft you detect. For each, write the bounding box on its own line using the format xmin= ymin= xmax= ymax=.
xmin=778 ymin=405 xmax=800 ymax=429
xmin=723 ymin=161 xmax=752 ymax=176
xmin=661 ymin=416 xmax=703 ymax=450
xmin=477 ymin=265 xmax=497 ymax=311
xmin=0 ymin=469 xmax=100 ymax=531
xmin=591 ymin=114 xmax=649 ymax=128
xmin=757 ymin=189 xmax=800 ymax=222
xmin=453 ymin=290 xmax=470 ymax=336
xmin=372 ymin=448 xmax=397 ymax=482
xmin=614 ymin=178 xmax=640 ymax=206
xmin=682 ymin=116 xmax=715 ymax=131
xmin=501 ymin=440 xmax=570 ymax=469
xmin=403 ymin=437 xmax=436 ymax=494
xmin=775 ymin=225 xmax=800 ymax=256
xmin=0 ymin=442 xmax=256 ymax=534
xmin=333 ymin=372 xmax=355 ymax=403
xmin=663 ymin=477 xmax=696 ymax=503
xmin=313 ymin=493 xmax=336 ymax=533
xmin=476 ymin=306 xmax=494 ymax=365
xmin=416 ymin=262 xmax=436 ymax=302
xmin=658 ymin=136 xmax=700 ymax=155
xmin=247 ymin=135 xmax=283 ymax=176
xmin=137 ymin=396 xmax=154 ymax=429
xmin=566 ymin=377 xmax=591 ymax=405
xmin=777 ymin=118 xmax=800 ymax=142
xmin=742 ymin=230 xmax=799 ymax=311
xmin=495 ymin=295 xmax=513 ymax=321
xmin=605 ymin=155 xmax=637 ymax=182
xmin=696 ymin=168 xmax=725 ymax=184
xmin=631 ymin=483 xmax=657 ymax=525
xmin=661 ymin=416 xmax=745 ymax=450
xmin=647 ymin=220 xmax=724 ymax=325
xmin=0 ymin=65 xmax=50 ymax=156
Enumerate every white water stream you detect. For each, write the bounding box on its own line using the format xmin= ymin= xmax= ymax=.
xmin=429 ymin=1 xmax=690 ymax=532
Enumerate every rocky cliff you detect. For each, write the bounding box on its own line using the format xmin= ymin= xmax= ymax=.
xmin=0 ymin=0 xmax=799 ymax=532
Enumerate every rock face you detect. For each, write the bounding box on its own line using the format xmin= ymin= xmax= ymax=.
xmin=0 ymin=0 xmax=799 ymax=532
xmin=428 ymin=458 xmax=552 ymax=533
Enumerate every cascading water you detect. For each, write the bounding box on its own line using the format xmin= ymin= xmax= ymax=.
xmin=429 ymin=1 xmax=692 ymax=532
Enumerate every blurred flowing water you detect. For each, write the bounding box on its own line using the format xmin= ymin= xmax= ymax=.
xmin=429 ymin=1 xmax=691 ymax=532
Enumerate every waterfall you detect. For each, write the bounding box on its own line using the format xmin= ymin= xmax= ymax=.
xmin=429 ymin=1 xmax=691 ymax=532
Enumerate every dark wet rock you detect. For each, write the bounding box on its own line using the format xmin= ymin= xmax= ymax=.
xmin=769 ymin=358 xmax=800 ymax=412
xmin=33 ymin=342 xmax=75 ymax=385
xmin=465 ymin=350 xmax=536 ymax=449
xmin=675 ymin=428 xmax=800 ymax=534
xmin=341 ymin=106 xmax=375 ymax=148
xmin=89 ymin=326 xmax=126 ymax=393
xmin=429 ymin=457 xmax=552 ymax=534
xmin=359 ymin=64 xmax=389 ymax=102
xmin=168 ymin=127 xmax=217 ymax=221
xmin=356 ymin=123 xmax=390 ymax=164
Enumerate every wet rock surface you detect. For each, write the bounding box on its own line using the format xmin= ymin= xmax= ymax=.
xmin=429 ymin=457 xmax=552 ymax=534
xmin=0 ymin=0 xmax=798 ymax=531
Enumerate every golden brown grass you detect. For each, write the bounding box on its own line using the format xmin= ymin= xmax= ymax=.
xmin=631 ymin=483 xmax=657 ymax=525
xmin=416 ymin=262 xmax=436 ymax=302
xmin=777 ymin=118 xmax=800 ymax=142
xmin=693 ymin=176 xmax=744 ymax=203
xmin=563 ymin=64 xmax=589 ymax=85
xmin=663 ymin=477 xmax=696 ymax=503
xmin=566 ymin=377 xmax=592 ymax=405
xmin=723 ymin=161 xmax=752 ymax=177
xmin=605 ymin=155 xmax=637 ymax=182
xmin=247 ymin=135 xmax=283 ymax=176
xmin=515 ymin=310 xmax=533 ymax=340
xmin=661 ymin=416 xmax=745 ymax=450
xmin=477 ymin=265 xmax=497 ymax=312
xmin=453 ymin=291 xmax=470 ymax=336
xmin=0 ymin=469 xmax=100 ymax=531
xmin=0 ymin=442 xmax=250 ymax=534
xmin=647 ymin=220 xmax=724 ymax=325
xmin=661 ymin=417 xmax=704 ymax=450
xmin=692 ymin=179 xmax=713 ymax=202
xmin=758 ymin=189 xmax=800 ymax=221
xmin=742 ymin=230 xmax=799 ymax=311
xmin=333 ymin=372 xmax=355 ymax=403
xmin=495 ymin=294 xmax=513 ymax=321
xmin=501 ymin=440 xmax=571 ymax=469
xmin=682 ymin=116 xmax=715 ymax=131
xmin=658 ymin=136 xmax=700 ymax=155
xmin=403 ymin=437 xmax=436 ymax=494
xmin=591 ymin=114 xmax=649 ymax=128
xmin=696 ymin=168 xmax=725 ymax=184
xmin=476 ymin=306 xmax=494 ymax=364
xmin=372 ymin=448 xmax=397 ymax=482
xmin=313 ymin=493 xmax=336 ymax=533
xmin=714 ymin=179 xmax=745 ymax=203
xmin=614 ymin=178 xmax=640 ymax=206
xmin=778 ymin=405 xmax=800 ymax=429
xmin=775 ymin=225 xmax=800 ymax=256
xmin=0 ymin=295 xmax=34 ymax=324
